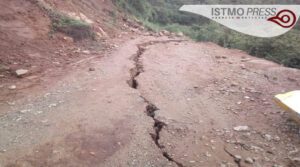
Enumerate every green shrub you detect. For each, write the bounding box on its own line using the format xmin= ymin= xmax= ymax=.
xmin=51 ymin=15 xmax=94 ymax=40
xmin=36 ymin=0 xmax=94 ymax=40
xmin=138 ymin=18 xmax=161 ymax=32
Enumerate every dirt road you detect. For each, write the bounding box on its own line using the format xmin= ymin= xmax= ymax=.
xmin=0 ymin=35 xmax=300 ymax=167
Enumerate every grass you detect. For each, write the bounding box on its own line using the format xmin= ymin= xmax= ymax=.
xmin=139 ymin=18 xmax=161 ymax=32
xmin=51 ymin=14 xmax=95 ymax=40
xmin=36 ymin=0 xmax=95 ymax=40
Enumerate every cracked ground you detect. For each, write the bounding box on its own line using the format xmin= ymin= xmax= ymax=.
xmin=0 ymin=35 xmax=300 ymax=167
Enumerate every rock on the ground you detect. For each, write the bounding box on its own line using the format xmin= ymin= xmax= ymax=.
xmin=233 ymin=126 xmax=249 ymax=131
xmin=89 ymin=67 xmax=96 ymax=71
xmin=273 ymin=136 xmax=280 ymax=142
xmin=234 ymin=155 xmax=242 ymax=162
xmin=63 ymin=36 xmax=74 ymax=43
xmin=82 ymin=50 xmax=91 ymax=54
xmin=245 ymin=157 xmax=254 ymax=164
xmin=177 ymin=32 xmax=184 ymax=37
xmin=15 ymin=69 xmax=29 ymax=77
xmin=189 ymin=160 xmax=196 ymax=163
xmin=161 ymin=30 xmax=170 ymax=36
xmin=8 ymin=85 xmax=16 ymax=90
xmin=263 ymin=134 xmax=272 ymax=141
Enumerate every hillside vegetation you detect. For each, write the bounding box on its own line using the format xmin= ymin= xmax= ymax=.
xmin=113 ymin=0 xmax=300 ymax=69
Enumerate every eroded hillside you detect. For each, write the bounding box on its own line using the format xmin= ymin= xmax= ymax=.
xmin=0 ymin=0 xmax=144 ymax=101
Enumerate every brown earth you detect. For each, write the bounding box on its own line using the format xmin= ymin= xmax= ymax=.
xmin=0 ymin=0 xmax=138 ymax=102
xmin=0 ymin=1 xmax=300 ymax=167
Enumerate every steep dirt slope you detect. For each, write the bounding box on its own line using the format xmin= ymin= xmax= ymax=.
xmin=0 ymin=0 xmax=131 ymax=101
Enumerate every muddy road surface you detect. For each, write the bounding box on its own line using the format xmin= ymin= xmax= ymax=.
xmin=0 ymin=35 xmax=300 ymax=167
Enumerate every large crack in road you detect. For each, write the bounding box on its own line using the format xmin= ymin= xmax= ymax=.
xmin=128 ymin=40 xmax=184 ymax=167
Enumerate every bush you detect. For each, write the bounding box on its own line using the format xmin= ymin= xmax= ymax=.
xmin=139 ymin=18 xmax=161 ymax=32
xmin=36 ymin=0 xmax=94 ymax=40
xmin=51 ymin=15 xmax=95 ymax=40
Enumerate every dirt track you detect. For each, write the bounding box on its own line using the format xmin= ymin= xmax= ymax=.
xmin=0 ymin=35 xmax=300 ymax=167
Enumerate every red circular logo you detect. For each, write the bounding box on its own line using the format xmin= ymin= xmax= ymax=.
xmin=267 ymin=9 xmax=296 ymax=28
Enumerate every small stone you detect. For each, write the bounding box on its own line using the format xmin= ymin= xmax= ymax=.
xmin=26 ymin=75 xmax=38 ymax=80
xmin=233 ymin=126 xmax=249 ymax=132
xmin=205 ymin=152 xmax=211 ymax=157
xmin=273 ymin=165 xmax=283 ymax=167
xmin=15 ymin=69 xmax=29 ymax=77
xmin=90 ymin=152 xmax=96 ymax=156
xmin=16 ymin=117 xmax=22 ymax=122
xmin=264 ymin=156 xmax=270 ymax=161
xmin=8 ymin=85 xmax=16 ymax=90
xmin=48 ymin=103 xmax=57 ymax=108
xmin=263 ymin=134 xmax=272 ymax=141
xmin=177 ymin=32 xmax=184 ymax=37
xmin=82 ymin=50 xmax=91 ymax=54
xmin=89 ymin=67 xmax=96 ymax=71
xmin=63 ymin=36 xmax=74 ymax=43
xmin=273 ymin=136 xmax=280 ymax=142
xmin=161 ymin=30 xmax=170 ymax=36
xmin=19 ymin=110 xmax=29 ymax=114
xmin=241 ymin=58 xmax=251 ymax=62
xmin=41 ymin=119 xmax=48 ymax=123
xmin=7 ymin=101 xmax=15 ymax=105
xmin=189 ymin=160 xmax=196 ymax=163
xmin=36 ymin=111 xmax=43 ymax=114
xmin=245 ymin=157 xmax=254 ymax=164
xmin=234 ymin=155 xmax=242 ymax=162
xmin=231 ymin=82 xmax=238 ymax=86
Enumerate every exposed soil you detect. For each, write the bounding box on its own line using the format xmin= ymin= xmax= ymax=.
xmin=0 ymin=0 xmax=128 ymax=102
xmin=0 ymin=1 xmax=300 ymax=167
